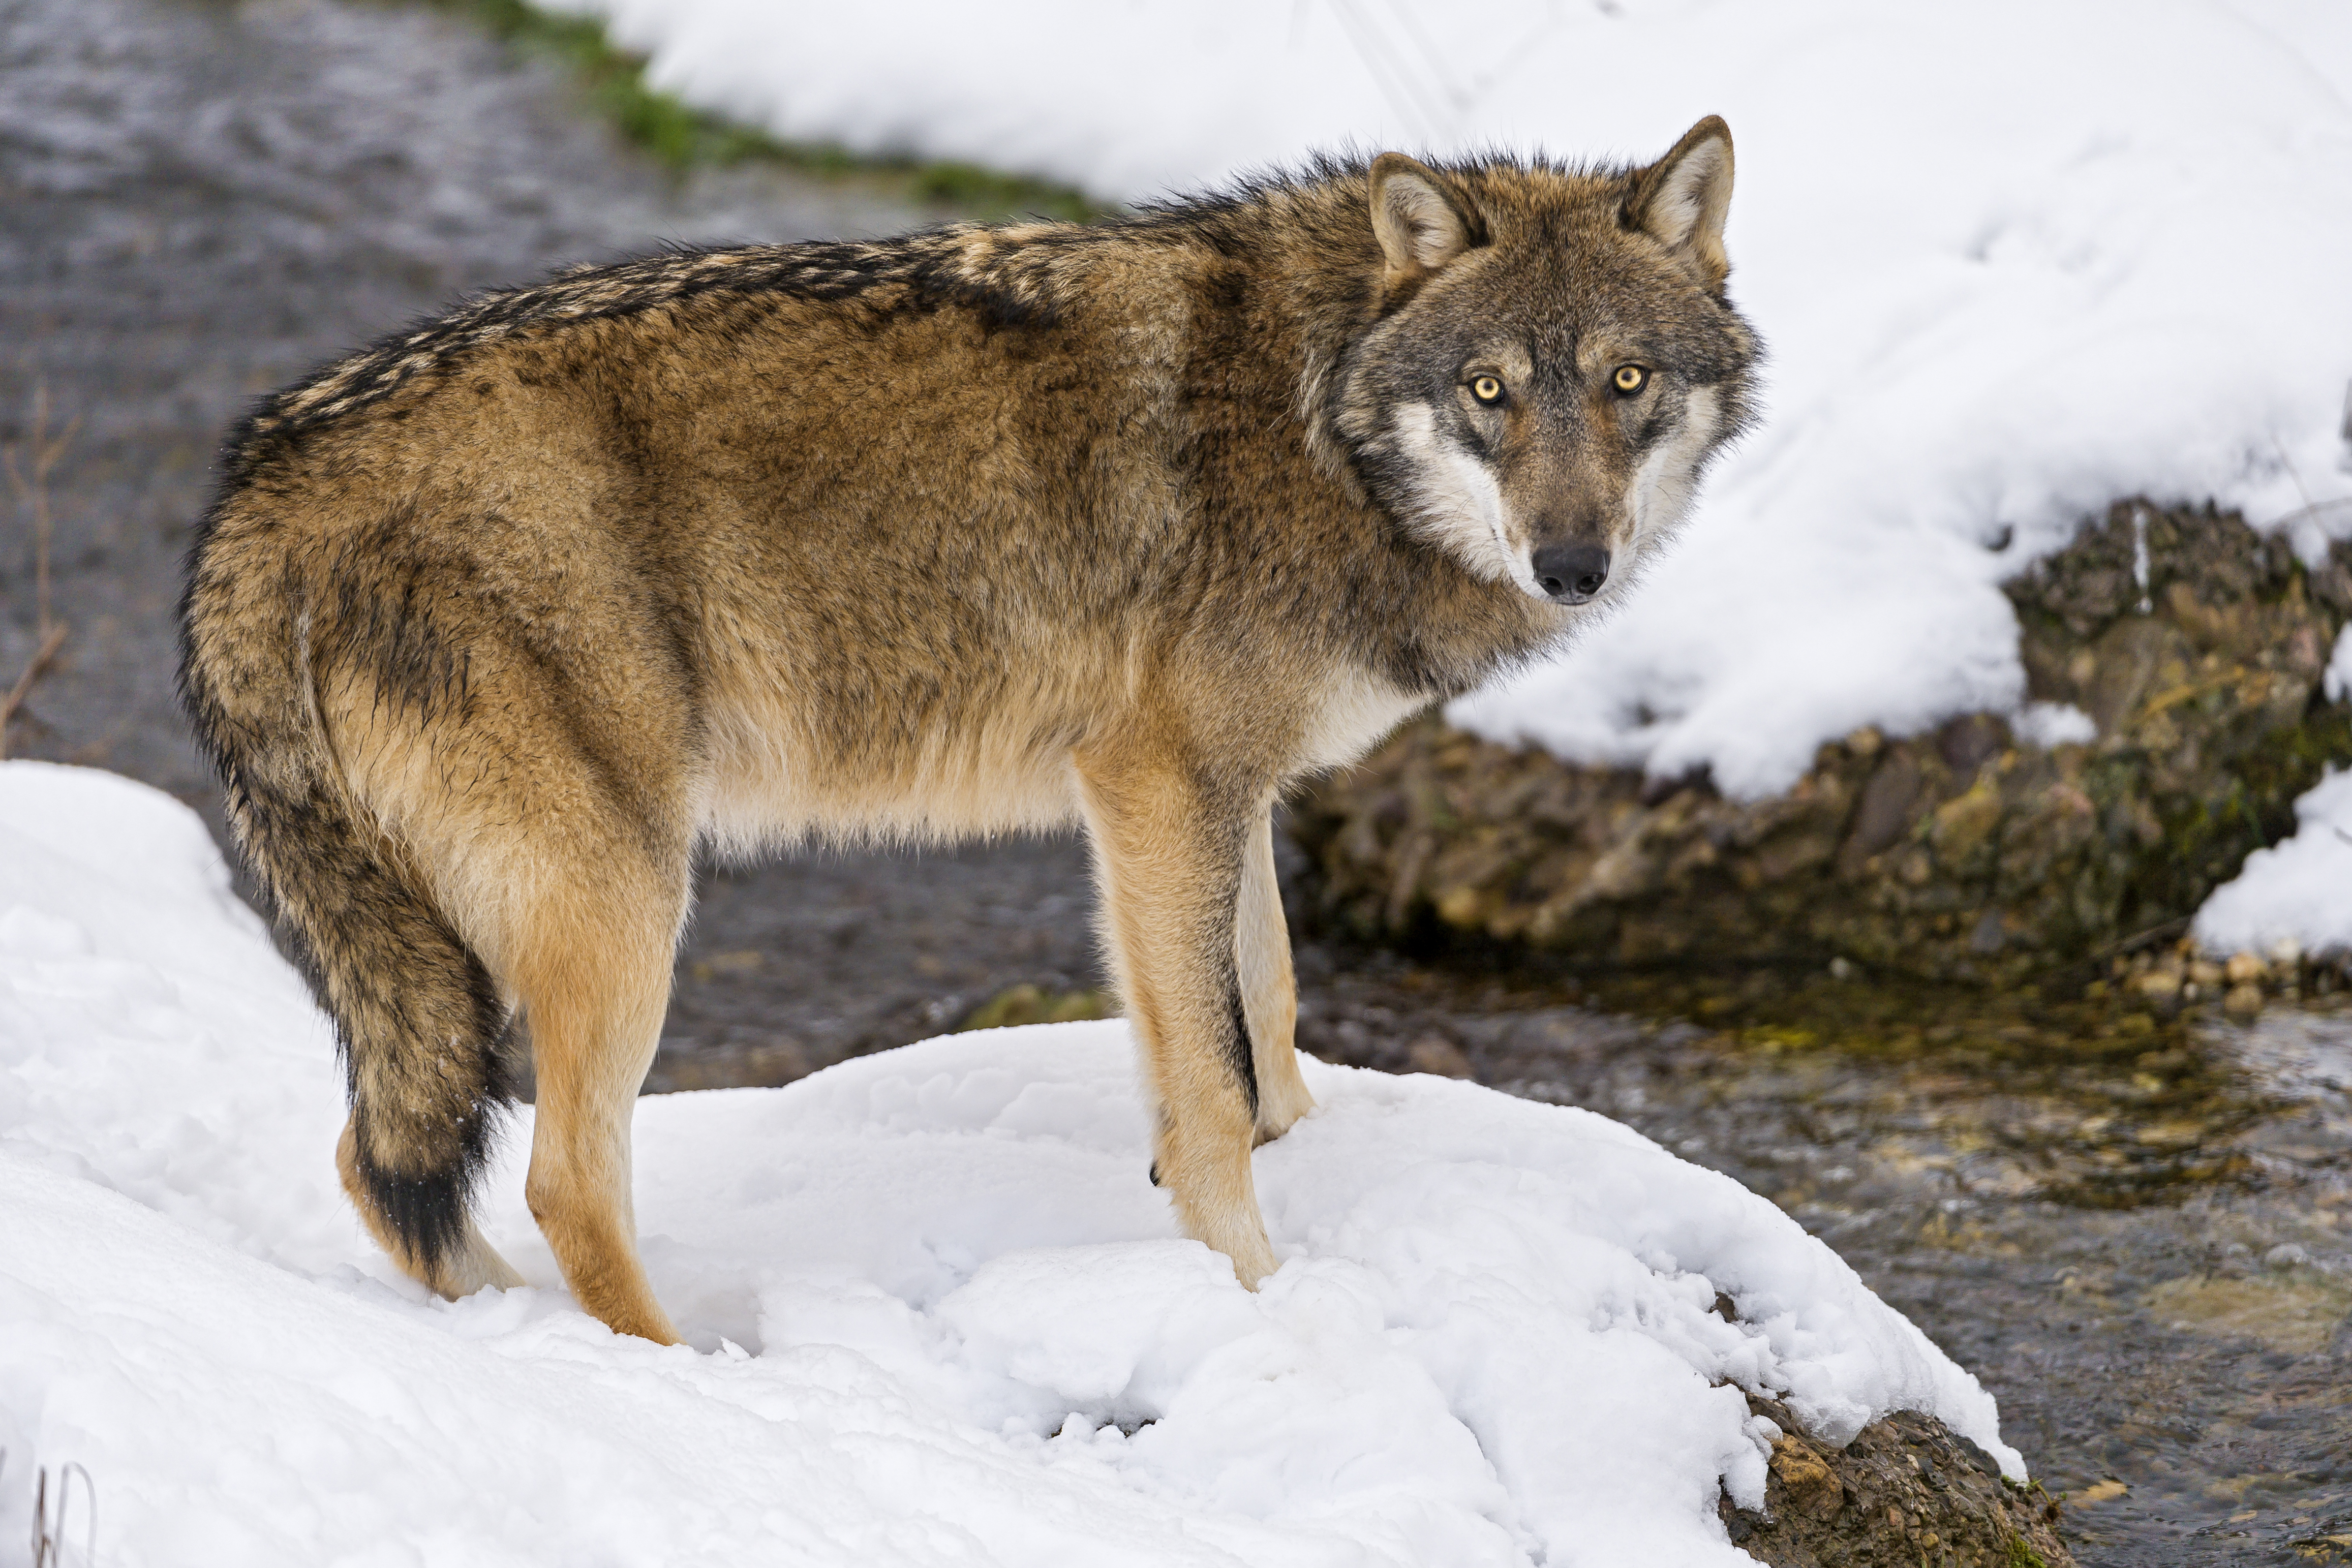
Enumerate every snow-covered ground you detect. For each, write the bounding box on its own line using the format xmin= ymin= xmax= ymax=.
xmin=0 ymin=761 xmax=2017 ymax=1564
xmin=546 ymin=0 xmax=2352 ymax=798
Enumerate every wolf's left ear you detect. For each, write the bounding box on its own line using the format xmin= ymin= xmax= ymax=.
xmin=1625 ymin=116 xmax=1735 ymax=288
xmin=1369 ymin=153 xmax=1477 ymax=280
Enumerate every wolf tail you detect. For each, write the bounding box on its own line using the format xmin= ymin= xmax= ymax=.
xmin=178 ymin=527 xmax=514 ymax=1282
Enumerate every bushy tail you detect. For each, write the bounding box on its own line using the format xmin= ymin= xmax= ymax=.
xmin=178 ymin=541 xmax=514 ymax=1278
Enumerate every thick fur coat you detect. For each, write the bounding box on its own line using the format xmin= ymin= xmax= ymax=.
xmin=181 ymin=120 xmax=1760 ymax=1342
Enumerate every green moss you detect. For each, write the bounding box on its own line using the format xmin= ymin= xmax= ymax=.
xmin=422 ymin=0 xmax=1111 ymax=222
xmin=2004 ymin=1535 xmax=2050 ymax=1568
xmin=2130 ymin=704 xmax=2352 ymax=930
xmin=959 ymin=984 xmax=1117 ymax=1032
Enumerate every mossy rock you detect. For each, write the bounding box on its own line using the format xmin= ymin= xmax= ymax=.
xmin=1723 ymin=1395 xmax=2074 ymax=1567
xmin=1291 ymin=502 xmax=2352 ymax=985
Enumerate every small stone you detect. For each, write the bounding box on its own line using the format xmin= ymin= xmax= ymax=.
xmin=2267 ymin=937 xmax=2304 ymax=969
xmin=2225 ymin=950 xmax=2270 ymax=986
xmin=2189 ymin=960 xmax=2225 ymax=988
xmin=1770 ymin=1436 xmax=1846 ymax=1519
xmin=1434 ymin=884 xmax=1486 ymax=928
xmin=2264 ymin=1243 xmax=2313 ymax=1270
xmin=1930 ymin=783 xmax=2004 ymax=863
xmin=2133 ymin=967 xmax=2183 ymax=1003
xmin=2224 ymin=982 xmax=2265 ymax=1019
xmin=1828 ymin=955 xmax=1856 ymax=980
xmin=1952 ymin=1434 xmax=2004 ymax=1478
xmin=1969 ymin=910 xmax=2007 ymax=955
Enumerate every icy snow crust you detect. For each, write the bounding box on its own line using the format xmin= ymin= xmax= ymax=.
xmin=547 ymin=0 xmax=2352 ymax=801
xmin=1 ymin=764 xmax=2018 ymax=1563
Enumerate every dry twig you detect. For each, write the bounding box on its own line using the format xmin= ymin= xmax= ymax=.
xmin=2268 ymin=434 xmax=2352 ymax=534
xmin=30 ymin=1459 xmax=100 ymax=1566
xmin=1 ymin=382 xmax=77 ymax=760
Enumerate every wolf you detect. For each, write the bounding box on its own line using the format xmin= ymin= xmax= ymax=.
xmin=179 ymin=118 xmax=1759 ymax=1344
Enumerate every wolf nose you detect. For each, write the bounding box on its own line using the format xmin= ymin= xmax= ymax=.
xmin=1532 ymin=543 xmax=1610 ymax=605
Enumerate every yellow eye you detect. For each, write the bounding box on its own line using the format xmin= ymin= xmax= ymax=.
xmin=1470 ymin=375 xmax=1504 ymax=405
xmin=1612 ymin=364 xmax=1649 ymax=395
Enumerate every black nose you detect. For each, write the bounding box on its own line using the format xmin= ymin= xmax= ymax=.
xmin=1532 ymin=543 xmax=1610 ymax=605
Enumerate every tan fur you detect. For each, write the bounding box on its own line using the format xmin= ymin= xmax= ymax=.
xmin=180 ymin=127 xmax=1759 ymax=1338
xmin=1237 ymin=805 xmax=1315 ymax=1145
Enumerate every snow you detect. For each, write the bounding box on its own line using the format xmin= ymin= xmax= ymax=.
xmin=2194 ymin=766 xmax=2352 ymax=962
xmin=0 ymin=762 xmax=2022 ymax=1564
xmin=2012 ymin=702 xmax=2098 ymax=751
xmin=541 ymin=0 xmax=2352 ymax=801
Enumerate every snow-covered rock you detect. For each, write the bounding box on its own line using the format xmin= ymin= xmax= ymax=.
xmin=0 ymin=762 xmax=2018 ymax=1563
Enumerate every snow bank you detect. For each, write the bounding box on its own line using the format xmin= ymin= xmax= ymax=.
xmin=542 ymin=0 xmax=2352 ymax=799
xmin=2194 ymin=765 xmax=2352 ymax=961
xmin=0 ymin=762 xmax=2019 ymax=1564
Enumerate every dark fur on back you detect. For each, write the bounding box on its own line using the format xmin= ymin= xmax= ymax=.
xmin=219 ymin=237 xmax=1076 ymax=487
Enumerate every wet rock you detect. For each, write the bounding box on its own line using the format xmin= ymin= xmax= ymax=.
xmin=1722 ymin=1396 xmax=2073 ymax=1567
xmin=1292 ymin=502 xmax=2352 ymax=985
xmin=2225 ymin=950 xmax=2271 ymax=987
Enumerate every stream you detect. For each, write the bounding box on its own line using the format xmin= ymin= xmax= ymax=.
xmin=5 ymin=1 xmax=2348 ymax=1561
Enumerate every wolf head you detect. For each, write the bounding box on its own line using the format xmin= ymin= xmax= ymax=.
xmin=1333 ymin=119 xmax=1760 ymax=608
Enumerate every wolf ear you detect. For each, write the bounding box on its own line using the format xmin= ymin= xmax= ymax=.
xmin=1369 ymin=153 xmax=1475 ymax=278
xmin=1625 ymin=116 xmax=1735 ymax=287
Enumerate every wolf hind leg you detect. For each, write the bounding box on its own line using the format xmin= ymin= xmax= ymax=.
xmin=509 ymin=851 xmax=689 ymax=1346
xmin=1237 ymin=801 xmax=1314 ymax=1146
xmin=1078 ymin=749 xmax=1280 ymax=1289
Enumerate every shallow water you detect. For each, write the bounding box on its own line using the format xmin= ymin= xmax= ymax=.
xmin=9 ymin=2 xmax=2348 ymax=1562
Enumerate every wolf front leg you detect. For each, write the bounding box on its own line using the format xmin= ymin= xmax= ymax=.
xmin=1238 ymin=798 xmax=1315 ymax=1145
xmin=1077 ymin=752 xmax=1282 ymax=1288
